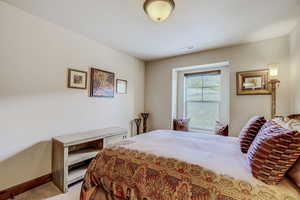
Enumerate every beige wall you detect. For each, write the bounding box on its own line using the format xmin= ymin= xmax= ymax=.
xmin=290 ymin=22 xmax=300 ymax=113
xmin=145 ymin=36 xmax=291 ymax=136
xmin=0 ymin=2 xmax=144 ymax=190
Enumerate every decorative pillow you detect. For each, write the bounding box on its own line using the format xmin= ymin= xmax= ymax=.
xmin=274 ymin=118 xmax=300 ymax=132
xmin=278 ymin=119 xmax=300 ymax=188
xmin=246 ymin=120 xmax=300 ymax=185
xmin=173 ymin=119 xmax=190 ymax=132
xmin=215 ymin=121 xmax=229 ymax=136
xmin=239 ymin=116 xmax=266 ymax=153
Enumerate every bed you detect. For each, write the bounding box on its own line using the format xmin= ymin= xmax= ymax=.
xmin=80 ymin=130 xmax=300 ymax=200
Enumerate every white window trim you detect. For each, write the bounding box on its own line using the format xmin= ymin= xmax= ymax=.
xmin=171 ymin=61 xmax=230 ymax=130
xmin=176 ymin=65 xmax=230 ymax=131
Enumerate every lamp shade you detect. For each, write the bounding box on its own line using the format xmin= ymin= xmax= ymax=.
xmin=270 ymin=68 xmax=278 ymax=77
xmin=269 ymin=64 xmax=279 ymax=78
xmin=144 ymin=0 xmax=175 ymax=22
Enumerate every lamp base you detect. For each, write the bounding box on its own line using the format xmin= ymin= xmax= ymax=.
xmin=269 ymin=79 xmax=280 ymax=119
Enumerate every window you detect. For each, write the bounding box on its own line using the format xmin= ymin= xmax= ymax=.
xmin=184 ymin=70 xmax=221 ymax=131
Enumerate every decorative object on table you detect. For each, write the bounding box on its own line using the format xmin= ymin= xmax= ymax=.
xmin=236 ymin=69 xmax=271 ymax=95
xmin=141 ymin=113 xmax=150 ymax=133
xmin=134 ymin=118 xmax=142 ymax=135
xmin=143 ymin=0 xmax=175 ymax=22
xmin=67 ymin=68 xmax=87 ymax=89
xmin=116 ymin=79 xmax=128 ymax=94
xmin=173 ymin=119 xmax=190 ymax=131
xmin=90 ymin=68 xmax=115 ymax=97
xmin=215 ymin=121 xmax=229 ymax=136
xmin=268 ymin=64 xmax=280 ymax=119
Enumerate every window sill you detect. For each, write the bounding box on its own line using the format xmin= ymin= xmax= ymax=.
xmin=189 ymin=128 xmax=215 ymax=134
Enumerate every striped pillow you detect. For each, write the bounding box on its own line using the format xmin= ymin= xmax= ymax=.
xmin=275 ymin=118 xmax=300 ymax=188
xmin=239 ymin=116 xmax=266 ymax=153
xmin=246 ymin=120 xmax=300 ymax=184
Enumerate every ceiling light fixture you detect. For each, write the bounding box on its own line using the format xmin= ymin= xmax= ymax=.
xmin=143 ymin=0 xmax=175 ymax=22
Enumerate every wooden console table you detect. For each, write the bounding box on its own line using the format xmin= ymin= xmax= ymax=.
xmin=52 ymin=127 xmax=127 ymax=193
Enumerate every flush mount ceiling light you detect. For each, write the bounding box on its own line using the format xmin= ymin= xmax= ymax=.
xmin=143 ymin=0 xmax=175 ymax=22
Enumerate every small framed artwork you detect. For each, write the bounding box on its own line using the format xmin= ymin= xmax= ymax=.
xmin=236 ymin=69 xmax=271 ymax=95
xmin=116 ymin=79 xmax=128 ymax=94
xmin=90 ymin=68 xmax=115 ymax=97
xmin=67 ymin=68 xmax=87 ymax=89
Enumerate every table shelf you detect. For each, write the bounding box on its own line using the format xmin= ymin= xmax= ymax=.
xmin=52 ymin=127 xmax=127 ymax=193
xmin=68 ymin=165 xmax=87 ymax=185
xmin=68 ymin=148 xmax=99 ymax=166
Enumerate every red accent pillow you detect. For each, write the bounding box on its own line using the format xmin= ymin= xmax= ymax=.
xmin=246 ymin=120 xmax=300 ymax=184
xmin=239 ymin=116 xmax=266 ymax=153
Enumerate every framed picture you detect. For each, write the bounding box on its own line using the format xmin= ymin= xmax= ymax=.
xmin=236 ymin=69 xmax=271 ymax=95
xmin=90 ymin=68 xmax=115 ymax=97
xmin=116 ymin=79 xmax=128 ymax=94
xmin=67 ymin=68 xmax=87 ymax=89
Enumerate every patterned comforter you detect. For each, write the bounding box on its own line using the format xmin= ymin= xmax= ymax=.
xmin=80 ymin=145 xmax=297 ymax=200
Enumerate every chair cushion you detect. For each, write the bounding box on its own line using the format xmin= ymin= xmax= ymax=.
xmin=246 ymin=120 xmax=300 ymax=185
xmin=239 ymin=116 xmax=266 ymax=153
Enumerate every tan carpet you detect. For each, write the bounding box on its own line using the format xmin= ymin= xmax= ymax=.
xmin=10 ymin=182 xmax=81 ymax=200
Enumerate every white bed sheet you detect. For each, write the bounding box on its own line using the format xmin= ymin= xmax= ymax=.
xmin=123 ymin=130 xmax=300 ymax=197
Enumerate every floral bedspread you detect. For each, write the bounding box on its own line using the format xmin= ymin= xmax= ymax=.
xmin=80 ymin=146 xmax=296 ymax=200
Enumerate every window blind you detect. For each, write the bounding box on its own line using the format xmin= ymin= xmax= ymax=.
xmin=184 ymin=70 xmax=221 ymax=77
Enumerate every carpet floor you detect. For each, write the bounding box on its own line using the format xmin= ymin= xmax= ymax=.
xmin=10 ymin=182 xmax=81 ymax=200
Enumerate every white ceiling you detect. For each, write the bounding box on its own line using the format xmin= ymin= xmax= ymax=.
xmin=3 ymin=0 xmax=300 ymax=61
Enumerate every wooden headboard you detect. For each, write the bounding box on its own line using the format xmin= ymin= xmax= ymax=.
xmin=274 ymin=114 xmax=300 ymax=120
xmin=288 ymin=114 xmax=300 ymax=120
